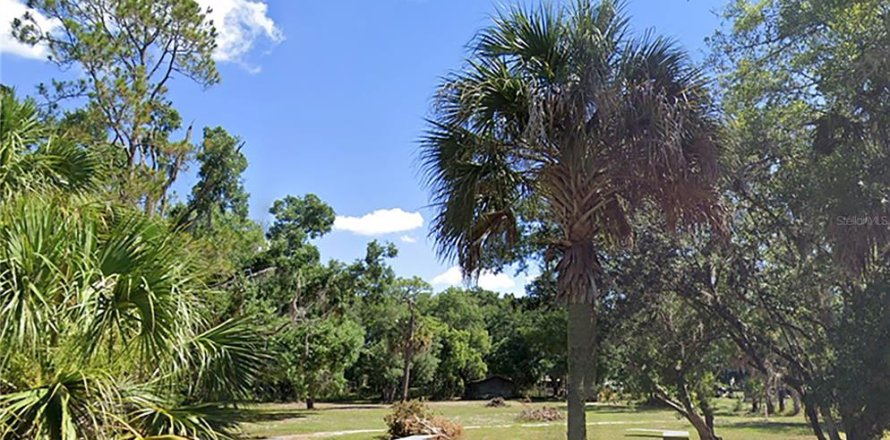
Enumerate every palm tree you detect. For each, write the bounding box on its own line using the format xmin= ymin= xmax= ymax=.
xmin=420 ymin=2 xmax=722 ymax=438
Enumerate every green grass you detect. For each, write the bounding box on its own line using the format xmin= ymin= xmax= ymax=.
xmin=238 ymin=398 xmax=819 ymax=439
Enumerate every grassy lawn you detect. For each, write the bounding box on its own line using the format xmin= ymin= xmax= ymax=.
xmin=238 ymin=398 xmax=818 ymax=440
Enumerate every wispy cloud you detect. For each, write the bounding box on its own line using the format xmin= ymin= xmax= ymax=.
xmin=0 ymin=0 xmax=59 ymax=60
xmin=334 ymin=208 xmax=424 ymax=236
xmin=431 ymin=266 xmax=516 ymax=291
xmin=197 ymin=0 xmax=284 ymax=72
xmin=400 ymin=235 xmax=417 ymax=243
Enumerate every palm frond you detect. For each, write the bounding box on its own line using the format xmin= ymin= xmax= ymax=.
xmin=182 ymin=317 xmax=268 ymax=402
xmin=0 ymin=194 xmax=96 ymax=361
xmin=0 ymin=88 xmax=99 ymax=195
xmin=124 ymin=392 xmax=239 ymax=440
xmin=0 ymin=370 xmax=118 ymax=440
xmin=82 ymin=209 xmax=200 ymax=363
xmin=420 ymin=119 xmax=526 ymax=274
xmin=421 ymin=0 xmax=723 ymax=284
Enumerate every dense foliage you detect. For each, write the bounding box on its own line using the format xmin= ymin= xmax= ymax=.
xmin=4 ymin=1 xmax=890 ymax=440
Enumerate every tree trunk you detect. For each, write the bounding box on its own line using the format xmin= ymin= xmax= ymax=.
xmin=583 ymin=304 xmax=597 ymax=401
xmin=654 ymin=387 xmax=720 ymax=440
xmin=804 ymin=401 xmax=827 ymax=440
xmin=687 ymin=411 xmax=720 ymax=440
xmin=702 ymin=400 xmax=716 ymax=434
xmin=762 ymin=376 xmax=772 ymax=418
xmin=839 ymin=402 xmax=890 ymax=440
xmin=819 ymin=404 xmax=841 ymax=440
xmin=400 ymin=305 xmax=417 ymax=402
xmin=840 ymin=410 xmax=883 ymax=440
xmin=303 ymin=325 xmax=313 ymax=409
xmin=558 ymin=241 xmax=598 ymax=440
xmin=400 ymin=348 xmax=413 ymax=402
xmin=790 ymin=388 xmax=801 ymax=416
xmin=567 ymin=301 xmax=593 ymax=440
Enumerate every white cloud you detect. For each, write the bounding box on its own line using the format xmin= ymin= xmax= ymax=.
xmin=400 ymin=235 xmax=417 ymax=243
xmin=0 ymin=0 xmax=59 ymax=60
xmin=1 ymin=0 xmax=282 ymax=69
xmin=431 ymin=266 xmax=516 ymax=291
xmin=195 ymin=0 xmax=284 ymax=70
xmin=479 ymin=272 xmax=516 ymax=290
xmin=334 ymin=208 xmax=424 ymax=236
xmin=431 ymin=266 xmax=462 ymax=285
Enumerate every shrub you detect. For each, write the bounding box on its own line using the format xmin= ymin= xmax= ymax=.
xmin=385 ymin=400 xmax=432 ymax=437
xmin=384 ymin=400 xmax=463 ymax=439
xmin=517 ymin=406 xmax=564 ymax=422
xmin=598 ymin=385 xmax=619 ymax=403
xmin=485 ymin=397 xmax=508 ymax=407
xmin=426 ymin=416 xmax=464 ymax=439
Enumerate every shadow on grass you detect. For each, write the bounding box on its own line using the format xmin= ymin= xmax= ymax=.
xmin=586 ymin=405 xmax=639 ymax=415
xmin=727 ymin=419 xmax=811 ymax=434
xmin=315 ymin=404 xmax=385 ymax=411
xmin=233 ymin=407 xmax=312 ymax=423
xmin=538 ymin=403 xmax=638 ymax=414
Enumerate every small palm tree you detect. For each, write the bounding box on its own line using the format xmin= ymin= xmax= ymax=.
xmin=421 ymin=2 xmax=721 ymax=438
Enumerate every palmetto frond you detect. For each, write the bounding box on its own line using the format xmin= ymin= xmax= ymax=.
xmin=123 ymin=392 xmax=240 ymax=440
xmin=0 ymin=87 xmax=45 ymax=156
xmin=82 ymin=208 xmax=199 ymax=363
xmin=0 ymin=369 xmax=119 ymax=440
xmin=182 ymin=317 xmax=268 ymax=402
xmin=421 ymin=0 xmax=722 ymax=284
xmin=0 ymin=190 xmax=263 ymax=439
xmin=0 ymin=88 xmax=99 ymax=196
xmin=0 ymin=194 xmax=99 ymax=361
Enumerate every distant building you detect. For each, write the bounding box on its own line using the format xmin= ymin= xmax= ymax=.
xmin=465 ymin=375 xmax=515 ymax=399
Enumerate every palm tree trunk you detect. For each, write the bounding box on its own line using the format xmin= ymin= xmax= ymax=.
xmin=400 ymin=348 xmax=412 ymax=402
xmin=559 ymin=241 xmax=598 ymax=440
xmin=583 ymin=304 xmax=597 ymax=401
xmin=400 ymin=303 xmax=417 ymax=402
xmin=567 ymin=302 xmax=595 ymax=440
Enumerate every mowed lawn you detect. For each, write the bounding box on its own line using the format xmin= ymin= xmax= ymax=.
xmin=238 ymin=398 xmax=818 ymax=440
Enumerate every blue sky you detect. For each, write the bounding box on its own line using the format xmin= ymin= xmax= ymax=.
xmin=0 ymin=0 xmax=726 ymax=295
